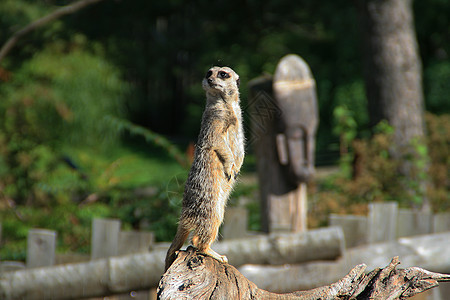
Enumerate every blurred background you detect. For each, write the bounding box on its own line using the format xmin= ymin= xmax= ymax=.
xmin=0 ymin=0 xmax=448 ymax=262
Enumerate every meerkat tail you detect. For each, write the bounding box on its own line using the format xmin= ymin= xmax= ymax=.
xmin=164 ymin=224 xmax=190 ymax=271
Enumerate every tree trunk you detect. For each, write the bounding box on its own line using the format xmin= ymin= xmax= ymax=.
xmin=356 ymin=0 xmax=429 ymax=209
xmin=157 ymin=246 xmax=450 ymax=299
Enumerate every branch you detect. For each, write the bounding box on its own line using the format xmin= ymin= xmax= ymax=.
xmin=239 ymin=231 xmax=450 ymax=292
xmin=158 ymin=247 xmax=450 ymax=299
xmin=0 ymin=0 xmax=107 ymax=64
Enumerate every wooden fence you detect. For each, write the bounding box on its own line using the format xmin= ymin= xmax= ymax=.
xmin=0 ymin=218 xmax=155 ymax=300
xmin=1 ymin=202 xmax=449 ymax=299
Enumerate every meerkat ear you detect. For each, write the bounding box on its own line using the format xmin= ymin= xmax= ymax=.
xmin=236 ymin=78 xmax=240 ymax=87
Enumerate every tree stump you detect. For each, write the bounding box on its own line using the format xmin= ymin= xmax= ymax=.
xmin=157 ymin=246 xmax=450 ymax=299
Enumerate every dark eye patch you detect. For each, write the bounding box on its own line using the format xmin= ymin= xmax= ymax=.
xmin=218 ymin=71 xmax=230 ymax=79
xmin=206 ymin=70 xmax=213 ymax=78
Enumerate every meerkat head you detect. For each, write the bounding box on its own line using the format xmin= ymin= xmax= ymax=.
xmin=202 ymin=66 xmax=240 ymax=98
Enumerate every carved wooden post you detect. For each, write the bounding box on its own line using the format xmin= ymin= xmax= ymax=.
xmin=248 ymin=54 xmax=318 ymax=233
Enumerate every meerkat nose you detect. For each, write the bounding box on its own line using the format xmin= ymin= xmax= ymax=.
xmin=208 ymin=78 xmax=214 ymax=84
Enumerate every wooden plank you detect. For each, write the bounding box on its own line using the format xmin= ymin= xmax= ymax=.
xmin=91 ymin=218 xmax=121 ymax=260
xmin=329 ymin=214 xmax=368 ymax=248
xmin=368 ymin=202 xmax=398 ymax=244
xmin=26 ymin=229 xmax=56 ymax=268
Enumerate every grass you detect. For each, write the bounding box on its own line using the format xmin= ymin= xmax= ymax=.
xmin=62 ymin=141 xmax=188 ymax=190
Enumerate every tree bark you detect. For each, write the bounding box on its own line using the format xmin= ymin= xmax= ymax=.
xmin=356 ymin=0 xmax=429 ymax=208
xmin=0 ymin=0 xmax=107 ymax=64
xmin=158 ymin=247 xmax=450 ymax=299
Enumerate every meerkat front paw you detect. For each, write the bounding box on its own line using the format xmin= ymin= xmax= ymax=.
xmin=223 ymin=162 xmax=234 ymax=181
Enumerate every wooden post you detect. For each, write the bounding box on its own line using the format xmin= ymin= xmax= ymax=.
xmin=91 ymin=218 xmax=121 ymax=260
xmin=368 ymin=202 xmax=398 ymax=244
xmin=433 ymin=212 xmax=450 ymax=233
xmin=293 ymin=183 xmax=308 ymax=232
xmin=397 ymin=209 xmax=432 ymax=238
xmin=329 ymin=214 xmax=368 ymax=248
xmin=26 ymin=229 xmax=56 ymax=268
xmin=248 ymin=54 xmax=318 ymax=234
xmin=119 ymin=231 xmax=154 ymax=255
xmin=222 ymin=207 xmax=248 ymax=239
xmin=118 ymin=231 xmax=155 ymax=300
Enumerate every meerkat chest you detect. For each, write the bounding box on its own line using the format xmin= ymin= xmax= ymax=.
xmin=230 ymin=101 xmax=245 ymax=158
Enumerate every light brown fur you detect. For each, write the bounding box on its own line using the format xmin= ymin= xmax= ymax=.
xmin=164 ymin=66 xmax=244 ymax=271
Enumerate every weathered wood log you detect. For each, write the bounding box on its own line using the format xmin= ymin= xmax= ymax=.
xmin=212 ymin=226 xmax=344 ymax=267
xmin=0 ymin=250 xmax=166 ymax=300
xmin=157 ymin=246 xmax=450 ymax=299
xmin=0 ymin=227 xmax=342 ymax=300
xmin=240 ymin=231 xmax=450 ymax=292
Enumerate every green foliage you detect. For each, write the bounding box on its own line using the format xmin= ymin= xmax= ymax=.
xmin=311 ymin=114 xmax=449 ymax=226
xmin=0 ymin=201 xmax=113 ymax=260
xmin=0 ymin=0 xmax=449 ymax=260
xmin=0 ymin=37 xmax=129 ymax=201
xmin=110 ymin=175 xmax=186 ymax=242
xmin=424 ymin=61 xmax=450 ymax=113
xmin=334 ymin=80 xmax=368 ymax=128
xmin=2 ymin=39 xmax=128 ymax=146
xmin=425 ymin=113 xmax=450 ymax=211
xmin=333 ymin=105 xmax=358 ymax=151
xmin=104 ymin=116 xmax=190 ymax=168
xmin=332 ymin=105 xmax=358 ymax=175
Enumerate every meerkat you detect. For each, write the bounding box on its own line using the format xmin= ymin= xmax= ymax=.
xmin=164 ymin=66 xmax=244 ymax=271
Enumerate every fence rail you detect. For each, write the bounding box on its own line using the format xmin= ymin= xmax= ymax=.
xmin=1 ymin=203 xmax=449 ymax=299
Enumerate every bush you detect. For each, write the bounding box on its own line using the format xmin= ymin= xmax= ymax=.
xmin=0 ymin=38 xmax=128 ymax=204
xmin=310 ymin=113 xmax=450 ymax=227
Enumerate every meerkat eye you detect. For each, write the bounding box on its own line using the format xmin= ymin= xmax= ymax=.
xmin=218 ymin=71 xmax=230 ymax=79
xmin=206 ymin=70 xmax=213 ymax=78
